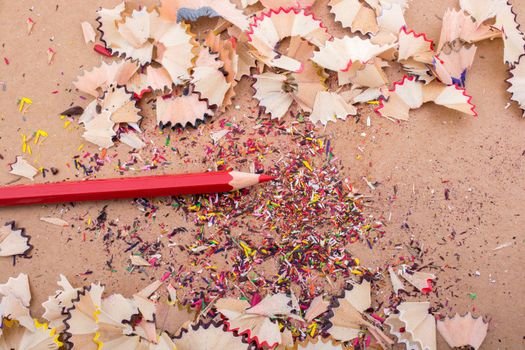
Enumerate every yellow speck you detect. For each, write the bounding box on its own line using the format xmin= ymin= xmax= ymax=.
xmin=34 ymin=129 xmax=48 ymax=144
xmin=19 ymin=97 xmax=32 ymax=112
xmin=302 ymin=160 xmax=313 ymax=171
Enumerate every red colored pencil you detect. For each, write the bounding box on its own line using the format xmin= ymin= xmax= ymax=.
xmin=0 ymin=171 xmax=275 ymax=207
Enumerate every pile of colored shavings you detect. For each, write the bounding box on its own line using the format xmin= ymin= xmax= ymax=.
xmin=132 ymin=121 xmax=382 ymax=302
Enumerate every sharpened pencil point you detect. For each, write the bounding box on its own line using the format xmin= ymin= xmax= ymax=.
xmin=258 ymin=174 xmax=276 ymax=183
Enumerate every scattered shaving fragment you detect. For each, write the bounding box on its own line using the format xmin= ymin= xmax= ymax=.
xmin=388 ymin=266 xmax=406 ymax=294
xmin=40 ymin=217 xmax=69 ymax=227
xmin=210 ymin=130 xmax=230 ymax=144
xmin=399 ymin=269 xmax=436 ymax=294
xmin=437 ymin=313 xmax=489 ymax=350
xmin=81 ymin=21 xmax=97 ymax=44
xmin=130 ymin=255 xmax=151 ymax=267
xmin=47 ymin=48 xmax=56 ymax=65
xmin=9 ymin=156 xmax=38 ymax=180
xmin=120 ymin=132 xmax=146 ymax=149
xmin=26 ymin=18 xmax=35 ymax=35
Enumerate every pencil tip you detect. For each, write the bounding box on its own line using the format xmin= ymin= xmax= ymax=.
xmin=258 ymin=174 xmax=276 ymax=183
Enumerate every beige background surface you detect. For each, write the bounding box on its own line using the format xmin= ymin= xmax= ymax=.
xmin=1 ymin=0 xmax=524 ymax=349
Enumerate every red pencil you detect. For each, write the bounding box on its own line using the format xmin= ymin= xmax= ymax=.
xmin=0 ymin=171 xmax=275 ymax=207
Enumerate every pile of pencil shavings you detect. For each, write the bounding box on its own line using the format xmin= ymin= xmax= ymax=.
xmin=71 ymin=0 xmax=525 ymax=149
xmin=0 ymin=273 xmax=490 ymax=350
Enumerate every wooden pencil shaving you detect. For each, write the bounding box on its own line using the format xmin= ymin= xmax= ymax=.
xmin=507 ymin=55 xmax=525 ymax=116
xmin=246 ymin=7 xmax=331 ymax=71
xmin=0 ymin=222 xmax=32 ymax=258
xmin=329 ymin=0 xmax=379 ymax=35
xmin=81 ymin=21 xmax=97 ymax=44
xmin=376 ymin=76 xmax=477 ymax=120
xmin=204 ymin=32 xmax=238 ymax=111
xmin=191 ymin=48 xmax=230 ymax=107
xmin=216 ymin=294 xmax=297 ymax=348
xmin=74 ymin=61 xmax=139 ymax=98
xmin=437 ymin=313 xmax=489 ymax=350
xmin=173 ymin=322 xmax=249 ymax=350
xmin=494 ymin=1 xmax=525 ymax=65
xmin=156 ymin=92 xmax=214 ymax=128
xmin=309 ymin=91 xmax=357 ymax=125
xmin=9 ymin=156 xmax=38 ymax=181
xmin=385 ymin=302 xmax=436 ymax=350
xmin=69 ymin=0 xmax=525 ymax=140
xmin=253 ymin=59 xmax=327 ymax=119
xmin=326 ymin=280 xmax=393 ymax=348
xmin=312 ymin=37 xmax=395 ymax=72
xmin=0 ymin=274 xmax=61 ymax=348
xmin=158 ymin=0 xmax=250 ymax=31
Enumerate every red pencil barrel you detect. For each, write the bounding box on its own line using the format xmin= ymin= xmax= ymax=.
xmin=0 ymin=172 xmax=235 ymax=207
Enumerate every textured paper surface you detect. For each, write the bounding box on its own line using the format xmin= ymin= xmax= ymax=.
xmin=0 ymin=1 xmax=524 ymax=348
